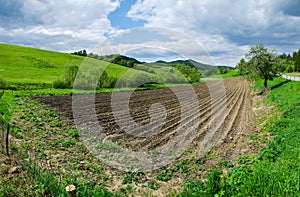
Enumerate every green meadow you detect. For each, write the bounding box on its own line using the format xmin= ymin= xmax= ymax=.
xmin=0 ymin=43 xmax=204 ymax=90
xmin=0 ymin=43 xmax=136 ymax=87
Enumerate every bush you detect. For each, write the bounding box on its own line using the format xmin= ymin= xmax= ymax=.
xmin=53 ymin=80 xmax=68 ymax=89
xmin=53 ymin=64 xmax=79 ymax=89
xmin=0 ymin=77 xmax=6 ymax=89
xmin=63 ymin=64 xmax=79 ymax=87
xmin=97 ymin=71 xmax=117 ymax=88
xmin=117 ymin=72 xmax=155 ymax=88
xmin=176 ymin=64 xmax=202 ymax=83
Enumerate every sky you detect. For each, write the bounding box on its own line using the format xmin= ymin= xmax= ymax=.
xmin=1 ymin=0 xmax=300 ymax=66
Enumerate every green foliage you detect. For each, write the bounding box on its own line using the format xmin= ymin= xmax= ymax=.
xmin=178 ymin=169 xmax=223 ymax=196
xmin=53 ymin=64 xmax=79 ymax=89
xmin=176 ymin=64 xmax=202 ymax=83
xmin=25 ymin=165 xmax=113 ymax=197
xmin=0 ymin=43 xmax=84 ymax=84
xmin=147 ymin=180 xmax=160 ymax=190
xmin=282 ymin=60 xmax=295 ymax=73
xmin=175 ymin=159 xmax=190 ymax=173
xmin=206 ymin=169 xmax=223 ymax=195
xmin=217 ymin=160 xmax=234 ymax=168
xmin=294 ymin=49 xmax=300 ymax=72
xmin=239 ymin=44 xmax=278 ymax=89
xmin=0 ymin=77 xmax=6 ymax=89
xmin=63 ymin=64 xmax=79 ymax=87
xmin=117 ymin=71 xmax=155 ymax=87
xmin=111 ymin=54 xmax=137 ymax=68
xmin=88 ymin=53 xmax=142 ymax=68
xmin=178 ymin=80 xmax=300 ymax=197
xmin=98 ymin=70 xmax=117 ymax=88
xmin=203 ymin=68 xmax=219 ymax=77
xmin=53 ymin=79 xmax=69 ymax=89
xmin=218 ymin=67 xmax=229 ymax=74
xmin=72 ymin=49 xmax=87 ymax=57
xmin=235 ymin=58 xmax=247 ymax=75
xmin=122 ymin=171 xmax=145 ymax=184
xmin=156 ymin=168 xmax=173 ymax=182
xmin=179 ymin=180 xmax=206 ymax=196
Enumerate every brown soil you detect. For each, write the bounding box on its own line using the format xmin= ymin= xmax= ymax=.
xmin=38 ymin=78 xmax=253 ymax=155
xmin=2 ymin=78 xmax=259 ymax=196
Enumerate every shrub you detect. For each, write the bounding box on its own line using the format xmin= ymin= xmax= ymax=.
xmin=0 ymin=77 xmax=6 ymax=89
xmin=206 ymin=169 xmax=222 ymax=195
xmin=97 ymin=71 xmax=117 ymax=88
xmin=63 ymin=64 xmax=79 ymax=87
xmin=53 ymin=80 xmax=68 ymax=89
xmin=117 ymin=72 xmax=155 ymax=88
xmin=53 ymin=64 xmax=79 ymax=89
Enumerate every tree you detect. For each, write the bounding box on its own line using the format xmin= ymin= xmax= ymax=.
xmin=242 ymin=44 xmax=277 ymax=90
xmin=0 ymin=77 xmax=6 ymax=89
xmin=294 ymin=49 xmax=300 ymax=72
xmin=82 ymin=49 xmax=87 ymax=57
xmin=235 ymin=58 xmax=247 ymax=75
xmin=63 ymin=64 xmax=79 ymax=87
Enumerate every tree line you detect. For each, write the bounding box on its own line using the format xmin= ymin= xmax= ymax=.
xmin=277 ymin=49 xmax=300 ymax=72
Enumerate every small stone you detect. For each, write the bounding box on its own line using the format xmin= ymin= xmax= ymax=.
xmin=8 ymin=167 xmax=19 ymax=174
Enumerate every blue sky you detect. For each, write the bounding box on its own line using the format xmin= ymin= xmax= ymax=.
xmin=1 ymin=0 xmax=300 ymax=66
xmin=108 ymin=0 xmax=144 ymax=29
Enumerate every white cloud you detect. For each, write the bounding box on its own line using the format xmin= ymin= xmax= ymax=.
xmin=0 ymin=0 xmax=120 ymax=52
xmin=127 ymin=0 xmax=300 ymax=65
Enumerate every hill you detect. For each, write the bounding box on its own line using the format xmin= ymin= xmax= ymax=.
xmin=0 ymin=43 xmax=234 ymax=90
xmin=0 ymin=43 xmax=84 ymax=84
xmin=0 ymin=44 xmax=149 ymax=89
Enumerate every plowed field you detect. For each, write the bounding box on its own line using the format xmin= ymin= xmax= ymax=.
xmin=37 ymin=78 xmax=253 ymax=167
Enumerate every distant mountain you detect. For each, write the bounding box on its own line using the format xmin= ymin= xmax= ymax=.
xmin=149 ymin=59 xmax=206 ymax=68
xmin=87 ymin=53 xmax=234 ymax=77
xmin=147 ymin=59 xmax=232 ymax=71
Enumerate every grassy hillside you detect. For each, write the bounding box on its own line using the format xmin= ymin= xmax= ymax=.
xmin=0 ymin=44 xmax=204 ymax=90
xmin=0 ymin=43 xmax=84 ymax=83
xmin=0 ymin=44 xmax=137 ymax=87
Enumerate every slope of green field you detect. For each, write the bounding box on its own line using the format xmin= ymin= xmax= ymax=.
xmin=0 ymin=43 xmax=133 ymax=85
xmin=0 ymin=43 xmax=84 ymax=83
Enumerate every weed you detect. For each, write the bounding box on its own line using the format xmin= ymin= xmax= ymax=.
xmin=175 ymin=159 xmax=190 ymax=173
xmin=10 ymin=143 xmax=18 ymax=153
xmin=122 ymin=171 xmax=145 ymax=184
xmin=206 ymin=169 xmax=223 ymax=195
xmin=217 ymin=160 xmax=234 ymax=168
xmin=61 ymin=139 xmax=77 ymax=148
xmin=120 ymin=185 xmax=134 ymax=196
xmin=179 ymin=180 xmax=206 ymax=196
xmin=205 ymin=151 xmax=219 ymax=160
xmin=249 ymin=134 xmax=259 ymax=140
xmin=156 ymin=168 xmax=173 ymax=182
xmin=147 ymin=180 xmax=160 ymax=190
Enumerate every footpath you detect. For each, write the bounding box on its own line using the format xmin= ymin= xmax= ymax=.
xmin=281 ymin=74 xmax=300 ymax=81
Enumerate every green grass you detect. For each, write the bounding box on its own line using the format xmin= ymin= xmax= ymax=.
xmin=0 ymin=43 xmax=204 ymax=90
xmin=0 ymin=43 xmax=84 ymax=83
xmin=0 ymin=43 xmax=138 ymax=88
xmin=284 ymin=72 xmax=300 ymax=77
xmin=205 ymin=70 xmax=240 ymax=79
xmin=0 ymin=160 xmax=116 ymax=197
xmin=178 ymin=79 xmax=300 ymax=196
xmin=252 ymin=77 xmax=287 ymax=91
